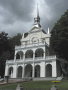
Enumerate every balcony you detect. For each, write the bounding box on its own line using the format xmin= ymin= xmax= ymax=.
xmin=15 ymin=42 xmax=46 ymax=50
xmin=6 ymin=55 xmax=56 ymax=64
xmin=46 ymin=55 xmax=56 ymax=60
xmin=6 ymin=60 xmax=14 ymax=64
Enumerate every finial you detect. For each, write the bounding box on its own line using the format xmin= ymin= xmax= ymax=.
xmin=23 ymin=33 xmax=24 ymax=38
xmin=48 ymin=27 xmax=50 ymax=34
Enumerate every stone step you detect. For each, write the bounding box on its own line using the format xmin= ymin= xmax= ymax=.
xmin=8 ymin=77 xmax=32 ymax=83
xmin=6 ymin=77 xmax=63 ymax=83
xmin=33 ymin=77 xmax=57 ymax=81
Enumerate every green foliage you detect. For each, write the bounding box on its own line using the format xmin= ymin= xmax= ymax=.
xmin=0 ymin=32 xmax=22 ymax=77
xmin=0 ymin=32 xmax=10 ymax=77
xmin=9 ymin=33 xmax=22 ymax=59
xmin=9 ymin=33 xmax=22 ymax=46
xmin=50 ymin=9 xmax=68 ymax=60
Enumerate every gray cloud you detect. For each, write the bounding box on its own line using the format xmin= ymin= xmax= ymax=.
xmin=43 ymin=0 xmax=68 ymax=30
xmin=0 ymin=0 xmax=35 ymax=22
xmin=0 ymin=0 xmax=68 ymax=36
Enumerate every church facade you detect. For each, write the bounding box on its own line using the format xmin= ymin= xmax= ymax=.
xmin=5 ymin=9 xmax=62 ymax=79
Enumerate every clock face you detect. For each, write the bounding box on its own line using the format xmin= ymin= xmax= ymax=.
xmin=32 ymin=37 xmax=39 ymax=43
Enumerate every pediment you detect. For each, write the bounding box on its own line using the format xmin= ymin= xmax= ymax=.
xmin=29 ymin=25 xmax=41 ymax=33
xmin=31 ymin=26 xmax=39 ymax=30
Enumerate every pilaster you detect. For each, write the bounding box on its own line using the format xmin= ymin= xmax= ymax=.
xmin=40 ymin=62 xmax=45 ymax=77
xmin=52 ymin=61 xmax=57 ymax=77
xmin=32 ymin=63 xmax=35 ymax=78
xmin=5 ymin=64 xmax=9 ymax=76
xmin=13 ymin=65 xmax=17 ymax=78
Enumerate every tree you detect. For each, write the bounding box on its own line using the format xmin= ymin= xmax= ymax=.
xmin=50 ymin=10 xmax=68 ymax=60
xmin=0 ymin=32 xmax=22 ymax=77
xmin=50 ymin=10 xmax=68 ymax=77
xmin=0 ymin=32 xmax=10 ymax=77
xmin=9 ymin=33 xmax=22 ymax=59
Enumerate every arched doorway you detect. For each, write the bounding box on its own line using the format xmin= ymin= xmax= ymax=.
xmin=25 ymin=64 xmax=32 ymax=77
xmin=17 ymin=66 xmax=23 ymax=78
xmin=8 ymin=67 xmax=13 ymax=78
xmin=35 ymin=65 xmax=40 ymax=77
xmin=35 ymin=48 xmax=44 ymax=58
xmin=46 ymin=64 xmax=52 ymax=77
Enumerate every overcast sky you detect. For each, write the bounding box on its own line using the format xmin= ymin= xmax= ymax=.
xmin=0 ymin=0 xmax=68 ymax=36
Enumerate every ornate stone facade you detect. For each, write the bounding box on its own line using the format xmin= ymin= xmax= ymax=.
xmin=5 ymin=9 xmax=62 ymax=79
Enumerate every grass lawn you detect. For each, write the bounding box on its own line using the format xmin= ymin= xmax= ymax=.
xmin=0 ymin=80 xmax=68 ymax=90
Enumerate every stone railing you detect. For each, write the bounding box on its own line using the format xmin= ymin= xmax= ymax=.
xmin=6 ymin=55 xmax=56 ymax=64
xmin=15 ymin=42 xmax=45 ymax=49
xmin=46 ymin=55 xmax=56 ymax=60
xmin=6 ymin=60 xmax=14 ymax=64
xmin=35 ymin=57 xmax=44 ymax=60
xmin=25 ymin=58 xmax=33 ymax=61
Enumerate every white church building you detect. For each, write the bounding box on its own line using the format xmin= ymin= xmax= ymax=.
xmin=5 ymin=8 xmax=62 ymax=80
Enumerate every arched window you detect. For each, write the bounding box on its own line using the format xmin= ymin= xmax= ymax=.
xmin=35 ymin=65 xmax=40 ymax=77
xmin=25 ymin=50 xmax=33 ymax=58
xmin=25 ymin=64 xmax=32 ymax=77
xmin=16 ymin=51 xmax=23 ymax=59
xmin=35 ymin=48 xmax=44 ymax=57
xmin=46 ymin=64 xmax=52 ymax=77
xmin=17 ymin=66 xmax=23 ymax=78
xmin=8 ymin=67 xmax=13 ymax=78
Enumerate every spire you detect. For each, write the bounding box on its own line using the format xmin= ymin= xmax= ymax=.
xmin=37 ymin=3 xmax=39 ymax=18
xmin=34 ymin=4 xmax=40 ymax=25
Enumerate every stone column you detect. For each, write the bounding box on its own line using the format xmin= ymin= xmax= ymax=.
xmin=32 ymin=51 xmax=35 ymax=78
xmin=40 ymin=62 xmax=45 ymax=77
xmin=32 ymin=63 xmax=35 ymax=78
xmin=14 ymin=55 xmax=16 ymax=62
xmin=52 ymin=61 xmax=57 ymax=77
xmin=33 ymin=53 xmax=35 ymax=60
xmin=44 ymin=52 xmax=45 ymax=59
xmin=22 ymin=64 xmax=25 ymax=78
xmin=5 ymin=64 xmax=9 ymax=76
xmin=13 ymin=65 xmax=17 ymax=78
xmin=22 ymin=52 xmax=25 ymax=78
xmin=23 ymin=54 xmax=25 ymax=61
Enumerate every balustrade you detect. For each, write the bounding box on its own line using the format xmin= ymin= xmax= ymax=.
xmin=6 ymin=55 xmax=56 ymax=64
xmin=15 ymin=42 xmax=45 ymax=49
